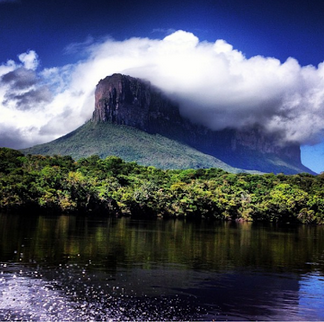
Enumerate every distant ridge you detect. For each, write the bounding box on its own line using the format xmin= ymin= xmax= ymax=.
xmin=23 ymin=73 xmax=315 ymax=174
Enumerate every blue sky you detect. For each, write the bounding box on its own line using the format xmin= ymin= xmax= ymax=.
xmin=0 ymin=0 xmax=323 ymax=173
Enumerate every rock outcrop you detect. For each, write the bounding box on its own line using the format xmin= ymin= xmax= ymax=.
xmin=92 ymin=73 xmax=310 ymax=174
xmin=93 ymin=73 xmax=186 ymax=136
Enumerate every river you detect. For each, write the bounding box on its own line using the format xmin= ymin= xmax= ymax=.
xmin=0 ymin=213 xmax=324 ymax=321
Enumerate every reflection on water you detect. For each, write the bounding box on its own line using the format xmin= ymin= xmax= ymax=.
xmin=299 ymin=272 xmax=324 ymax=321
xmin=0 ymin=214 xmax=324 ymax=320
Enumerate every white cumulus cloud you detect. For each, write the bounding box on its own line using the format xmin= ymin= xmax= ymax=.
xmin=18 ymin=50 xmax=39 ymax=70
xmin=0 ymin=30 xmax=324 ymax=149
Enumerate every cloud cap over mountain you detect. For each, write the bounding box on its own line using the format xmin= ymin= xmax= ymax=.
xmin=0 ymin=30 xmax=324 ymax=149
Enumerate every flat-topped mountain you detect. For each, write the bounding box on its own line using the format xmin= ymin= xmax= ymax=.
xmin=91 ymin=73 xmax=312 ymax=174
xmin=23 ymin=73 xmax=314 ymax=174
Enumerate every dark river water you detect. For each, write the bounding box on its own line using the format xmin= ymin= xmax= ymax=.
xmin=0 ymin=213 xmax=324 ymax=321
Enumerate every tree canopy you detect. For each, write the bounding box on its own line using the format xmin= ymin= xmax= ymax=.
xmin=1 ymin=148 xmax=324 ymax=224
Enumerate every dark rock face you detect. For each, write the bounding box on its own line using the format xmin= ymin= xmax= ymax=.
xmin=93 ymin=73 xmax=186 ymax=137
xmin=92 ymin=73 xmax=309 ymax=174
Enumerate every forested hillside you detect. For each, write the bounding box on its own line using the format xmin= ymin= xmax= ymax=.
xmin=1 ymin=148 xmax=324 ymax=224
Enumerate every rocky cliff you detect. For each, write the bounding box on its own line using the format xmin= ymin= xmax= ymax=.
xmin=92 ymin=73 xmax=310 ymax=174
xmin=93 ymin=73 xmax=186 ymax=136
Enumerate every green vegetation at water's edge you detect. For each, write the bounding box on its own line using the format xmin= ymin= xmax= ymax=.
xmin=1 ymin=147 xmax=324 ymax=224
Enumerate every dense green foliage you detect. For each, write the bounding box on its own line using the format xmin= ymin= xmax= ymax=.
xmin=1 ymin=147 xmax=324 ymax=224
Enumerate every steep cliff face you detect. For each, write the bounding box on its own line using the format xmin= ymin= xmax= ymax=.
xmin=93 ymin=73 xmax=182 ymax=132
xmin=92 ymin=73 xmax=308 ymax=174
xmin=232 ymin=129 xmax=301 ymax=162
xmin=92 ymin=73 xmax=194 ymax=143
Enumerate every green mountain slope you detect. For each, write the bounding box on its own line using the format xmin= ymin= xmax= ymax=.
xmin=22 ymin=121 xmax=249 ymax=173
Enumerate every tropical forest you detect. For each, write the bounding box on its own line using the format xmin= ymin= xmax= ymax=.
xmin=1 ymin=147 xmax=324 ymax=224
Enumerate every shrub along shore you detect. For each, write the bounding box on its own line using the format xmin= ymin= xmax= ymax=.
xmin=0 ymin=148 xmax=323 ymax=224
